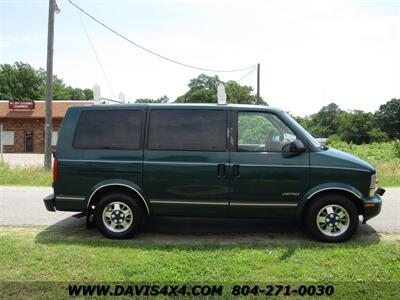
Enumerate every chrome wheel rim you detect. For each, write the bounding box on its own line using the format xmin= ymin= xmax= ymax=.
xmin=102 ymin=201 xmax=133 ymax=233
xmin=316 ymin=204 xmax=350 ymax=237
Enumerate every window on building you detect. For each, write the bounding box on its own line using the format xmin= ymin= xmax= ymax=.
xmin=52 ymin=131 xmax=58 ymax=146
xmin=42 ymin=131 xmax=59 ymax=146
xmin=73 ymin=110 xmax=143 ymax=149
xmin=148 ymin=109 xmax=227 ymax=151
xmin=1 ymin=131 xmax=15 ymax=146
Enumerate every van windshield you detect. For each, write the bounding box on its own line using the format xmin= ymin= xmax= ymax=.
xmin=284 ymin=113 xmax=322 ymax=149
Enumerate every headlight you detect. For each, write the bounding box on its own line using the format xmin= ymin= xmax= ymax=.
xmin=369 ymin=173 xmax=376 ymax=197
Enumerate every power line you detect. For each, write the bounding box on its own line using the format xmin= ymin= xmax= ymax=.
xmin=77 ymin=10 xmax=115 ymax=98
xmin=238 ymin=65 xmax=257 ymax=83
xmin=66 ymin=0 xmax=256 ymax=73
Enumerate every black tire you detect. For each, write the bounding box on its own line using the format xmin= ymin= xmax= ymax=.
xmin=304 ymin=193 xmax=359 ymax=243
xmin=95 ymin=192 xmax=144 ymax=239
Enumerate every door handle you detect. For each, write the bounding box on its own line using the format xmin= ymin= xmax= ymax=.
xmin=217 ymin=164 xmax=226 ymax=178
xmin=232 ymin=164 xmax=240 ymax=178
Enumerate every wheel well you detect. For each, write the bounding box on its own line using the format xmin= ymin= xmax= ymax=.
xmin=88 ymin=185 xmax=149 ymax=214
xmin=302 ymin=189 xmax=364 ymax=219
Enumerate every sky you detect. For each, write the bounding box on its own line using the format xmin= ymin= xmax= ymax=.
xmin=0 ymin=0 xmax=399 ymax=116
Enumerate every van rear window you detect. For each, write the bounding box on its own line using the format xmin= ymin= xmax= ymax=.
xmin=148 ymin=109 xmax=227 ymax=151
xmin=73 ymin=110 xmax=143 ymax=150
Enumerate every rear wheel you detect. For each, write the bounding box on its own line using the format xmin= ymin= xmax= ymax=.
xmin=304 ymin=193 xmax=359 ymax=242
xmin=95 ymin=192 xmax=144 ymax=239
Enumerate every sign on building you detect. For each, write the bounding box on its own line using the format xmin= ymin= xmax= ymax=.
xmin=9 ymin=101 xmax=35 ymax=110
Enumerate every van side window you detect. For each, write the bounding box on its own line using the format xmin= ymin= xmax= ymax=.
xmin=73 ymin=110 xmax=143 ymax=149
xmin=148 ymin=110 xmax=227 ymax=151
xmin=237 ymin=112 xmax=297 ymax=152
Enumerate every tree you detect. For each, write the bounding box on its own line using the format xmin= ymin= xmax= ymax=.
xmin=135 ymin=95 xmax=169 ymax=103
xmin=313 ymin=103 xmax=343 ymax=136
xmin=0 ymin=62 xmax=43 ymax=100
xmin=291 ymin=114 xmax=310 ymax=128
xmin=375 ymin=98 xmax=400 ymax=139
xmin=337 ymin=110 xmax=375 ymax=144
xmin=51 ymin=77 xmax=71 ymax=99
xmin=36 ymin=68 xmax=93 ymax=100
xmin=299 ymin=103 xmax=343 ymax=137
xmin=295 ymin=104 xmax=390 ymax=144
xmin=0 ymin=61 xmax=93 ymax=100
xmin=175 ymin=74 xmax=266 ymax=105
xmin=66 ymin=86 xmax=85 ymax=100
xmin=368 ymin=128 xmax=389 ymax=143
xmin=83 ymin=88 xmax=94 ymax=100
xmin=225 ymin=80 xmax=264 ymax=104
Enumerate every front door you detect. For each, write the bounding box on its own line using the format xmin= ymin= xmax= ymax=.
xmin=24 ymin=131 xmax=33 ymax=152
xmin=144 ymin=108 xmax=230 ymax=217
xmin=229 ymin=110 xmax=309 ymax=218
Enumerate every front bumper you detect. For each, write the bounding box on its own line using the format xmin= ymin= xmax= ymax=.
xmin=43 ymin=193 xmax=56 ymax=212
xmin=362 ymin=188 xmax=385 ymax=221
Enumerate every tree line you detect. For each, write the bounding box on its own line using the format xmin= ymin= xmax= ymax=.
xmin=2 ymin=62 xmax=398 ymax=145
xmin=0 ymin=62 xmax=93 ymax=100
xmin=294 ymin=101 xmax=400 ymax=144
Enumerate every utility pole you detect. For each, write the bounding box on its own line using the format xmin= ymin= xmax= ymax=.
xmin=256 ymin=63 xmax=260 ymax=103
xmin=44 ymin=0 xmax=60 ymax=170
xmin=0 ymin=123 xmax=3 ymax=163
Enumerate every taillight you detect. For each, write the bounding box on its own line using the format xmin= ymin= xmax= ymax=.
xmin=53 ymin=158 xmax=58 ymax=184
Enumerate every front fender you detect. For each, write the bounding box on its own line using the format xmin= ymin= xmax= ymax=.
xmin=296 ymin=182 xmax=363 ymax=220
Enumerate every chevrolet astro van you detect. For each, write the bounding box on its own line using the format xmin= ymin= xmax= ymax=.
xmin=43 ymin=104 xmax=384 ymax=242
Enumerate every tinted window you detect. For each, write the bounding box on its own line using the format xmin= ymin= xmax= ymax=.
xmin=73 ymin=110 xmax=143 ymax=149
xmin=148 ymin=110 xmax=227 ymax=151
xmin=238 ymin=112 xmax=297 ymax=152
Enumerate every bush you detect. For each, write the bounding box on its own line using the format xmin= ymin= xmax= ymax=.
xmin=326 ymin=134 xmax=342 ymax=144
xmin=394 ymin=140 xmax=400 ymax=158
xmin=328 ymin=141 xmax=400 ymax=162
xmin=368 ymin=128 xmax=389 ymax=143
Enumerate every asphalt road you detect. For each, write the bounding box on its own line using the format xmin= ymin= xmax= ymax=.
xmin=0 ymin=186 xmax=399 ymax=236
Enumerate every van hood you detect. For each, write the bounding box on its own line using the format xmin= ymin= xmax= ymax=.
xmin=313 ymin=148 xmax=375 ymax=173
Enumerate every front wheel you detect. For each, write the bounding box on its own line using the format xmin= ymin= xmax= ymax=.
xmin=304 ymin=193 xmax=359 ymax=242
xmin=95 ymin=192 xmax=144 ymax=239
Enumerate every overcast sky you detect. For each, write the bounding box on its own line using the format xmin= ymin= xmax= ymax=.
xmin=1 ymin=0 xmax=399 ymax=116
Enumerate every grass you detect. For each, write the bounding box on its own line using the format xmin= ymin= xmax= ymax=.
xmin=373 ymin=161 xmax=400 ymax=187
xmin=0 ymin=163 xmax=51 ymax=187
xmin=0 ymin=227 xmax=399 ymax=298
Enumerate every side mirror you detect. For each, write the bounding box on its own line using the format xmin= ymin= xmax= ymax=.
xmin=282 ymin=139 xmax=306 ymax=157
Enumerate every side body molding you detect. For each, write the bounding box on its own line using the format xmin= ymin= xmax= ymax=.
xmin=296 ymin=182 xmax=363 ymax=220
xmin=87 ymin=180 xmax=150 ymax=215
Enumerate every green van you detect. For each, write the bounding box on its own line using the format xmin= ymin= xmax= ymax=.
xmin=43 ymin=103 xmax=384 ymax=242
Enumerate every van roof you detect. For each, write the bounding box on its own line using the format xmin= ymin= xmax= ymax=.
xmin=70 ymin=103 xmax=284 ymax=113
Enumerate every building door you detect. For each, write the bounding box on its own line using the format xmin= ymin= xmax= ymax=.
xmin=24 ymin=131 xmax=33 ymax=152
